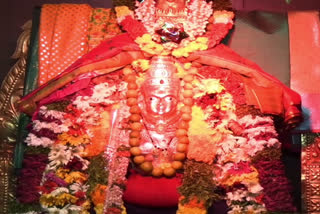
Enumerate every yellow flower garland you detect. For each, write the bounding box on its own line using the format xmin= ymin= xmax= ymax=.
xmin=135 ymin=34 xmax=209 ymax=57
xmin=57 ymin=132 xmax=91 ymax=146
xmin=193 ymin=78 xmax=225 ymax=98
xmin=220 ymin=167 xmax=260 ymax=186
xmin=40 ymin=193 xmax=78 ymax=207
xmin=64 ymin=171 xmax=88 ymax=184
xmin=131 ymin=59 xmax=150 ymax=72
xmin=135 ymin=34 xmax=166 ymax=55
xmin=172 ymin=37 xmax=209 ymax=58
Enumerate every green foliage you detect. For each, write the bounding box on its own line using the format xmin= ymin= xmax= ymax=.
xmin=46 ymin=100 xmax=71 ymax=112
xmin=25 ymin=146 xmax=50 ymax=155
xmin=178 ymin=160 xmax=220 ymax=208
xmin=302 ymin=133 xmax=320 ymax=147
xmin=8 ymin=199 xmax=42 ymax=213
xmin=87 ymin=154 xmax=109 ymax=195
xmin=251 ymin=146 xmax=281 ymax=164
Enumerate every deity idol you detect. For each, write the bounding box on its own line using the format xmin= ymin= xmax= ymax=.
xmin=15 ymin=0 xmax=302 ymax=213
xmin=138 ymin=56 xmax=181 ymax=171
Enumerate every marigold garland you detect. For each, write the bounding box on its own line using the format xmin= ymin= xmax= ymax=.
xmin=18 ymin=66 xmax=296 ymax=213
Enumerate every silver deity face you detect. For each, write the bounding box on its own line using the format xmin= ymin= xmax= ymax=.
xmin=141 ymin=56 xmax=180 ymax=118
xmin=145 ymin=93 xmax=178 ymax=115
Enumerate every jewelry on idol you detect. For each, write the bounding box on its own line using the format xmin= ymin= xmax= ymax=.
xmin=125 ymin=56 xmax=194 ymax=177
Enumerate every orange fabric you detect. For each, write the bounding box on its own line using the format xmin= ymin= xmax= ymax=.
xmin=87 ymin=8 xmax=121 ymax=50
xmin=288 ymin=11 xmax=320 ymax=131
xmin=39 ymin=4 xmax=92 ymax=85
xmin=193 ymin=44 xmax=302 ymax=128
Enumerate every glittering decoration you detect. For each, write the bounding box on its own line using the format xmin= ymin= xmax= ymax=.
xmin=156 ymin=23 xmax=189 ymax=44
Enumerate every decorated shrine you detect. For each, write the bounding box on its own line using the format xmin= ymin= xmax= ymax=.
xmin=2 ymin=0 xmax=314 ymax=213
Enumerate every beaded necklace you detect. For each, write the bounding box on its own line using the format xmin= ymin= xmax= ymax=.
xmin=123 ymin=62 xmax=196 ymax=177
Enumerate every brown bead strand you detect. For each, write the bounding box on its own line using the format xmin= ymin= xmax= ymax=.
xmin=172 ymin=72 xmax=194 ymax=172
xmin=124 ymin=67 xmax=145 ymax=166
xmin=124 ymin=66 xmax=155 ymax=175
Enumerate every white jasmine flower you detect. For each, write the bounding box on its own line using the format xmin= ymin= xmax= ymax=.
xmin=239 ymin=115 xmax=273 ymax=128
xmin=244 ymin=126 xmax=277 ymax=139
xmin=50 ymin=187 xmax=69 ymax=196
xmin=92 ymin=83 xmax=117 ymax=101
xmin=25 ymin=133 xmax=54 ymax=147
xmin=33 ymin=120 xmax=69 ymax=133
xmin=226 ymin=189 xmax=248 ymax=201
xmin=266 ymin=138 xmax=280 ymax=147
xmin=247 ymin=183 xmax=264 ymax=194
xmin=76 ymin=108 xmax=101 ymax=125
xmin=69 ymin=183 xmax=89 ymax=194
xmin=45 ymin=205 xmax=82 ymax=214
xmin=45 ymin=206 xmax=68 ymax=214
xmin=73 ymin=96 xmax=91 ymax=110
xmin=48 ymin=144 xmax=72 ymax=169
xmin=227 ymin=205 xmax=242 ymax=214
xmin=39 ymin=106 xmax=66 ymax=120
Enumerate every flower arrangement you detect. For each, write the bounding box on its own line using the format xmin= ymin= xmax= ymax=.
xmin=15 ymin=63 xmax=296 ymax=213
xmin=13 ymin=0 xmax=297 ymax=213
xmin=15 ymin=78 xmax=131 ymax=213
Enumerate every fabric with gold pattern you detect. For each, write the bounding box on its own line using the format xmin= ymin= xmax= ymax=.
xmin=39 ymin=4 xmax=92 ymax=85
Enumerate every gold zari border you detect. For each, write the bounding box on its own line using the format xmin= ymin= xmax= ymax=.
xmin=0 ymin=21 xmax=31 ymax=214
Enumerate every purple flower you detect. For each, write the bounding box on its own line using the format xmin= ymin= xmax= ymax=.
xmin=65 ymin=157 xmax=84 ymax=171
xmin=16 ymin=154 xmax=48 ymax=203
xmin=31 ymin=128 xmax=58 ymax=140
xmin=254 ymin=160 xmax=296 ymax=212
xmin=46 ymin=172 xmax=68 ymax=187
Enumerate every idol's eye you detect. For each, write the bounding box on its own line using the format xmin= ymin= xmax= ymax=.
xmin=164 ymin=96 xmax=174 ymax=102
xmin=149 ymin=97 xmax=159 ymax=101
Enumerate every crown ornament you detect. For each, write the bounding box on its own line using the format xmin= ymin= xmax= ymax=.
xmin=142 ymin=56 xmax=180 ymax=96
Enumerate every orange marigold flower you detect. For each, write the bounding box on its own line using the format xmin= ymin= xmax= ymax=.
xmin=91 ymin=184 xmax=108 ymax=206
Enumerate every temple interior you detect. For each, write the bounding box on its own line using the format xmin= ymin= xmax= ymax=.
xmin=1 ymin=0 xmax=320 ymax=213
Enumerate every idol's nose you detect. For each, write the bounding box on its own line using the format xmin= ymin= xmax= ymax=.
xmin=158 ymin=102 xmax=165 ymax=111
xmin=156 ymin=99 xmax=166 ymax=113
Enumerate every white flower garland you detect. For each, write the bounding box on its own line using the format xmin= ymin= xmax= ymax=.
xmin=25 ymin=133 xmax=55 ymax=147
xmin=48 ymin=144 xmax=73 ymax=170
xmin=33 ymin=120 xmax=69 ymax=133
xmin=39 ymin=106 xmax=66 ymax=120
